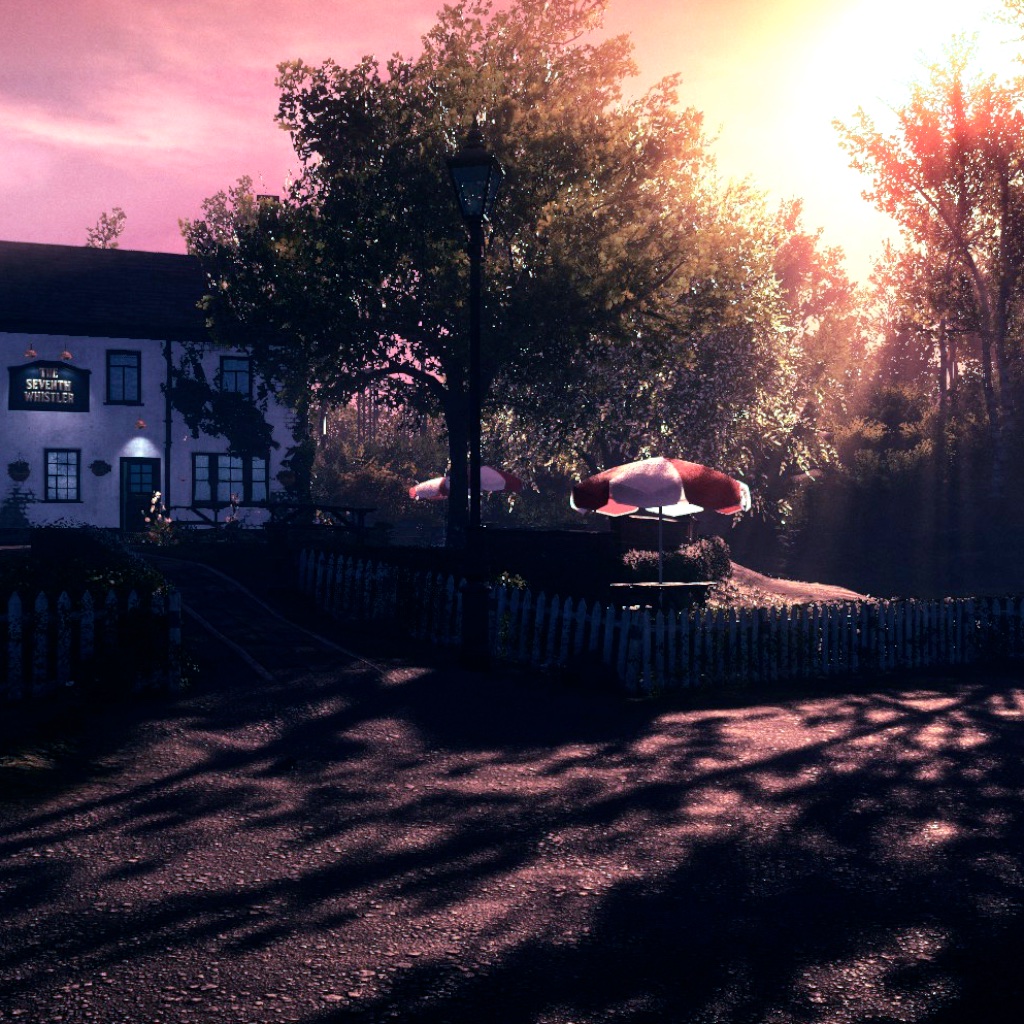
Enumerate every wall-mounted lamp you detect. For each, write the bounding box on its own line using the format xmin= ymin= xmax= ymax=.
xmin=23 ymin=346 xmax=37 ymax=359
xmin=135 ymin=418 xmax=147 ymax=430
xmin=60 ymin=349 xmax=73 ymax=362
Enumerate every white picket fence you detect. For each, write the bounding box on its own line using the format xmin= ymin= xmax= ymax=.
xmin=1 ymin=587 xmax=182 ymax=701
xmin=299 ymin=549 xmax=1024 ymax=693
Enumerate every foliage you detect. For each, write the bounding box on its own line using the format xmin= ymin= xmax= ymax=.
xmin=143 ymin=492 xmax=177 ymax=547
xmin=167 ymin=351 xmax=278 ymax=455
xmin=0 ymin=527 xmax=167 ymax=597
xmin=491 ymin=193 xmax=861 ymax=530
xmin=312 ymin=403 xmax=450 ymax=526
xmin=0 ymin=487 xmax=34 ymax=530
xmin=222 ymin=493 xmax=242 ymax=530
xmin=85 ymin=207 xmax=126 ymax=249
xmin=621 ymin=536 xmax=732 ymax=583
xmin=836 ymin=38 xmax=1024 ymax=494
xmin=493 ymin=570 xmax=528 ymax=590
xmin=182 ymin=0 xmax=743 ymax=545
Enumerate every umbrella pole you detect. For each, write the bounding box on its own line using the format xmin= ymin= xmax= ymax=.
xmin=658 ymin=506 xmax=664 ymax=587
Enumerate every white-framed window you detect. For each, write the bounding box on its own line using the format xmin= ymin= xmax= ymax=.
xmin=192 ymin=453 xmax=268 ymax=505
xmin=45 ymin=449 xmax=81 ymax=502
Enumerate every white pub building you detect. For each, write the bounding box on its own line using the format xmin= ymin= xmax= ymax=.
xmin=0 ymin=240 xmax=291 ymax=536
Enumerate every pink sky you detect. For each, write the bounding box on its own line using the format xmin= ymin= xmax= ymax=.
xmin=0 ymin=0 xmax=1013 ymax=281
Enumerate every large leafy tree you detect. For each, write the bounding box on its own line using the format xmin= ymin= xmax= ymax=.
xmin=492 ymin=191 xmax=860 ymax=528
xmin=183 ymin=0 xmax=716 ymax=545
xmin=835 ymin=42 xmax=1024 ymax=495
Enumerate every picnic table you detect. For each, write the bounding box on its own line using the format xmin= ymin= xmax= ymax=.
xmin=264 ymin=502 xmax=375 ymax=531
xmin=169 ymin=502 xmax=375 ymax=533
xmin=609 ymin=580 xmax=715 ymax=610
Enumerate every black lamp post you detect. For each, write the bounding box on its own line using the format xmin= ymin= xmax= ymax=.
xmin=446 ymin=121 xmax=504 ymax=669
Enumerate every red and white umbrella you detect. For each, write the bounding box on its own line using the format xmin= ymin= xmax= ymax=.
xmin=571 ymin=456 xmax=750 ymax=517
xmin=571 ymin=456 xmax=751 ymax=586
xmin=409 ymin=466 xmax=524 ymax=501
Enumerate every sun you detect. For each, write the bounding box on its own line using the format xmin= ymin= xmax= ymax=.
xmin=792 ymin=0 xmax=1016 ymax=123
xmin=769 ymin=0 xmax=1019 ymax=276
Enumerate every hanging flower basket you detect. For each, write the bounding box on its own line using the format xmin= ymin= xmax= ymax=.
xmin=90 ymin=459 xmax=112 ymax=477
xmin=8 ymin=460 xmax=30 ymax=482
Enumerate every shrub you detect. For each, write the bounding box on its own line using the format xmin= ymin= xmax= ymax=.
xmin=3 ymin=526 xmax=168 ymax=597
xmin=621 ymin=536 xmax=733 ymax=583
xmin=686 ymin=536 xmax=733 ymax=581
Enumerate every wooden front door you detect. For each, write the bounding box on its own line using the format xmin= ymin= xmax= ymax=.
xmin=120 ymin=457 xmax=161 ymax=533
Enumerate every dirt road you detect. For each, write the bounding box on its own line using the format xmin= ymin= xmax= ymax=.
xmin=2 ymin=560 xmax=1024 ymax=1022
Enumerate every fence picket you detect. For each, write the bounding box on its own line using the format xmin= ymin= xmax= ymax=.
xmin=573 ymin=600 xmax=588 ymax=659
xmin=1 ymin=585 xmax=181 ymax=702
xmin=617 ymin=609 xmax=633 ymax=683
xmin=531 ymin=592 xmax=547 ymax=665
xmin=80 ymin=590 xmax=95 ymax=662
xmin=56 ymin=591 xmax=72 ymax=686
xmin=624 ymin=611 xmax=644 ymax=693
xmin=288 ymin=547 xmax=1024 ymax=696
xmin=32 ymin=592 xmax=49 ymax=692
xmin=557 ymin=597 xmax=574 ymax=666
xmin=6 ymin=592 xmax=23 ymax=699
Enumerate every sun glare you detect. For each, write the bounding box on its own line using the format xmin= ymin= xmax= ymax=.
xmin=770 ymin=0 xmax=1020 ymax=276
xmin=793 ymin=0 xmax=1017 ymax=125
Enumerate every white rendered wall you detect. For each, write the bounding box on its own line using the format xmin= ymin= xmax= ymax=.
xmin=1 ymin=331 xmax=291 ymax=530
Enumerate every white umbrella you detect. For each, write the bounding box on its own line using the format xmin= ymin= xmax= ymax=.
xmin=409 ymin=466 xmax=524 ymax=501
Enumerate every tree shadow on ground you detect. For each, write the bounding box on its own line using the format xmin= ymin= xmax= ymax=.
xmin=2 ymin=578 xmax=1024 ymax=1023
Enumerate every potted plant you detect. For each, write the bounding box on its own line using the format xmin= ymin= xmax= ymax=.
xmin=90 ymin=459 xmax=112 ymax=477
xmin=7 ymin=458 xmax=30 ymax=482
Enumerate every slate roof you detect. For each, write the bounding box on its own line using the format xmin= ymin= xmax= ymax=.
xmin=0 ymin=240 xmax=209 ymax=342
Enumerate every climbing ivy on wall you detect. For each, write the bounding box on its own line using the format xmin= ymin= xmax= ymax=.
xmin=166 ymin=349 xmax=278 ymax=456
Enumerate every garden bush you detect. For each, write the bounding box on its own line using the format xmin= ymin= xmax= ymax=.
xmin=621 ymin=536 xmax=733 ymax=583
xmin=1 ymin=526 xmax=167 ymax=598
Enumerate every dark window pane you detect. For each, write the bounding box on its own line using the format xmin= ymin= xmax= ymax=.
xmin=107 ymin=351 xmax=141 ymax=403
xmin=220 ymin=356 xmax=251 ymax=396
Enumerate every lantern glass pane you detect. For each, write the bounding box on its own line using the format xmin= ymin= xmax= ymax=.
xmin=451 ymin=165 xmax=491 ymax=219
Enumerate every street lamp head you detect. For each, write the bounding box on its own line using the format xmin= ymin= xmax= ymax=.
xmin=446 ymin=121 xmax=505 ymax=225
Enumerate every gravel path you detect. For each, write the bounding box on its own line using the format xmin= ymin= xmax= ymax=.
xmin=2 ymin=561 xmax=1024 ymax=1022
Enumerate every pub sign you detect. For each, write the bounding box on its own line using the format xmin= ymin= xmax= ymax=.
xmin=8 ymin=360 xmax=90 ymax=413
